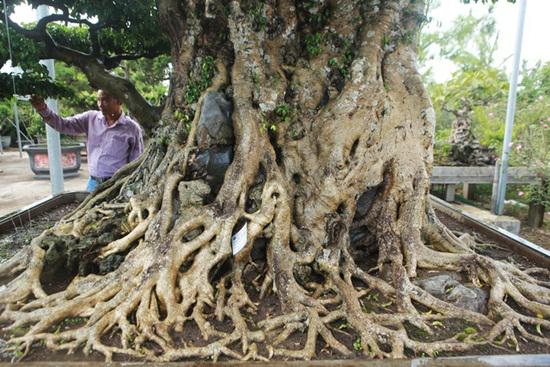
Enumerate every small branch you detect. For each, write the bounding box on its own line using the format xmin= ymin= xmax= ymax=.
xmin=102 ymin=50 xmax=167 ymax=70
xmin=87 ymin=24 xmax=101 ymax=56
xmin=35 ymin=14 xmax=66 ymax=32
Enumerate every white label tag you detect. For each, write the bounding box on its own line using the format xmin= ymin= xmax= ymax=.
xmin=231 ymin=222 xmax=248 ymax=255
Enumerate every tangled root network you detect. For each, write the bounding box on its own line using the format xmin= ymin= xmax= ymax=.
xmin=0 ymin=149 xmax=549 ymax=362
xmin=1 ymin=0 xmax=549 ymax=363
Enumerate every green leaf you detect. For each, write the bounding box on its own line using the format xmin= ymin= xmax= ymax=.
xmin=338 ymin=322 xmax=349 ymax=330
xmin=0 ymin=72 xmax=73 ymax=101
xmin=456 ymin=332 xmax=467 ymax=341
xmin=353 ymin=338 xmax=362 ymax=351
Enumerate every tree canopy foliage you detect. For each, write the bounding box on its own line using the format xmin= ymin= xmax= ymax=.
xmin=0 ymin=0 xmax=170 ymax=128
xmin=421 ymin=1 xmax=550 ymax=205
xmin=0 ymin=57 xmax=169 ymax=142
xmin=0 ymin=0 xmax=519 ymax=130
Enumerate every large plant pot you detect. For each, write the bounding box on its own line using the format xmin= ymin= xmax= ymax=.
xmin=527 ymin=202 xmax=545 ymax=228
xmin=1 ymin=135 xmax=11 ymax=148
xmin=22 ymin=143 xmax=85 ymax=179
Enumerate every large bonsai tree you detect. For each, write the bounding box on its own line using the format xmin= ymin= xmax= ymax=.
xmin=1 ymin=0 xmax=549 ymax=362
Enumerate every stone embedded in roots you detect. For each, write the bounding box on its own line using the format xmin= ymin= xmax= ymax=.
xmin=33 ymin=215 xmax=129 ymax=284
xmin=187 ymin=92 xmax=235 ymax=193
xmin=414 ymin=272 xmax=488 ymax=314
xmin=197 ymin=92 xmax=234 ymax=148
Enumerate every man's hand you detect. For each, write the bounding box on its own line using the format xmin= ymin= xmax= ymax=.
xmin=30 ymin=95 xmax=47 ymax=112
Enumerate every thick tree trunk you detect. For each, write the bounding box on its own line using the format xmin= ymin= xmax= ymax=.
xmin=1 ymin=0 xmax=549 ymax=362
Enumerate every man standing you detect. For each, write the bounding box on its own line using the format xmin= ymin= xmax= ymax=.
xmin=30 ymin=90 xmax=144 ymax=192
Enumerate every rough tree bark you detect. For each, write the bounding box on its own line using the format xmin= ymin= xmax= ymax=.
xmin=1 ymin=0 xmax=549 ymax=362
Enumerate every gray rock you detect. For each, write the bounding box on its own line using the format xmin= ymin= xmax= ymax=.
xmin=414 ymin=273 xmax=461 ymax=296
xmin=197 ymin=92 xmax=234 ymax=148
xmin=245 ymin=184 xmax=263 ymax=213
xmin=414 ymin=272 xmax=487 ymax=314
xmin=179 ymin=180 xmax=211 ymax=207
xmin=98 ymin=254 xmax=125 ymax=275
xmin=207 ymin=146 xmax=233 ymax=182
xmin=447 ymin=284 xmax=488 ymax=314
xmin=349 ymin=227 xmax=366 ymax=244
xmin=194 ymin=146 xmax=234 ymax=190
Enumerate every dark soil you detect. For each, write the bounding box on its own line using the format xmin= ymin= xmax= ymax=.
xmin=0 ymin=203 xmax=78 ymax=263
xmin=0 ymin=204 xmax=548 ymax=362
xmin=435 ymin=210 xmax=550 ymax=357
xmin=504 ymin=204 xmax=550 ymax=249
xmin=435 ymin=210 xmax=543 ymax=271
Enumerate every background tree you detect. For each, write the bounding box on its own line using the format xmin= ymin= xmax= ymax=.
xmin=420 ymin=7 xmax=508 ymax=164
xmin=508 ymin=61 xmax=550 ymax=220
xmin=1 ymin=0 xmax=549 ymax=363
xmin=421 ymin=2 xmax=549 ymax=218
xmin=0 ymin=61 xmax=95 ymax=142
xmin=0 ymin=58 xmax=169 ymax=141
xmin=0 ymin=0 xmax=170 ymax=129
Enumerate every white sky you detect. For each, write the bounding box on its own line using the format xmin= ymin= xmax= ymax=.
xmin=7 ymin=1 xmax=550 ymax=83
xmin=426 ymin=0 xmax=550 ymax=82
xmin=9 ymin=4 xmax=33 ymax=24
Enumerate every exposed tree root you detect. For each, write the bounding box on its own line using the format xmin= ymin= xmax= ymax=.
xmin=4 ymin=187 xmax=548 ymax=362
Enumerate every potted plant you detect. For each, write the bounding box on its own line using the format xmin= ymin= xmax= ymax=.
xmin=0 ymin=119 xmax=12 ymax=149
xmin=524 ymin=180 xmax=549 ymax=228
xmin=0 ymin=101 xmax=14 ymax=148
xmin=23 ymin=141 xmax=85 ymax=178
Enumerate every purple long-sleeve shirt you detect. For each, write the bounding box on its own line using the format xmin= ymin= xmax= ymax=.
xmin=38 ymin=108 xmax=144 ymax=178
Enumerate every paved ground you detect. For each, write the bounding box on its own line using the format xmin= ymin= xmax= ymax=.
xmin=452 ymin=201 xmax=521 ymax=234
xmin=0 ymin=148 xmax=88 ymax=217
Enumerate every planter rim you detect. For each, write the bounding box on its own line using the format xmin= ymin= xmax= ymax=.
xmin=431 ymin=195 xmax=550 ymax=267
xmin=0 ymin=354 xmax=548 ymax=366
xmin=23 ymin=142 xmax=85 ymax=151
xmin=0 ymin=191 xmax=88 ymax=233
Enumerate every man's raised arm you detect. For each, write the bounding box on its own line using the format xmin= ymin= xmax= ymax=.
xmin=30 ymin=95 xmax=89 ymax=136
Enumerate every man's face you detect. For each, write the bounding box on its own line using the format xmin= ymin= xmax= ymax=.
xmin=97 ymin=90 xmax=121 ymax=117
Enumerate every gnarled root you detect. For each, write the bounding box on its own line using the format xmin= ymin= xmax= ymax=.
xmin=2 ymin=1 xmax=550 ymax=361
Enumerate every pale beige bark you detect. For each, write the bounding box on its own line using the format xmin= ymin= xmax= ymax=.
xmin=0 ymin=0 xmax=548 ymax=362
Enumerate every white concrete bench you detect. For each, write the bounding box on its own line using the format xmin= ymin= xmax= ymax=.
xmin=431 ymin=166 xmax=539 ymax=202
xmin=431 ymin=166 xmax=544 ymax=227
